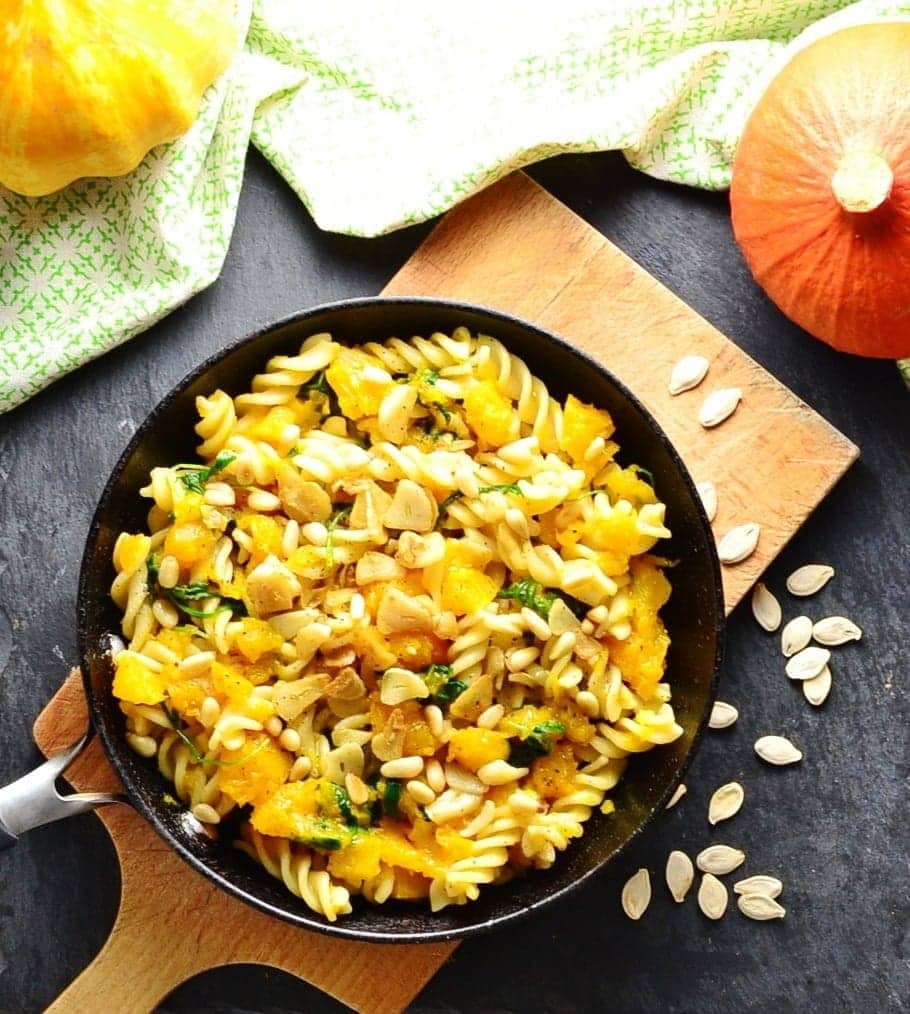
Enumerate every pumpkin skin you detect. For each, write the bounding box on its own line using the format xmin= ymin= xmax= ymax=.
xmin=730 ymin=23 xmax=910 ymax=360
xmin=0 ymin=0 xmax=237 ymax=197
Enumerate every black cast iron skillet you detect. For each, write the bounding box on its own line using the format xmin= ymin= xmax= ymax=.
xmin=4 ymin=297 xmax=724 ymax=943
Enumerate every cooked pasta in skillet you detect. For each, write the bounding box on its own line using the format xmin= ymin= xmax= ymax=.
xmin=110 ymin=327 xmax=680 ymax=920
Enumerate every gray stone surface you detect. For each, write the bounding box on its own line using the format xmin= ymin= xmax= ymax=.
xmin=0 ymin=149 xmax=907 ymax=1014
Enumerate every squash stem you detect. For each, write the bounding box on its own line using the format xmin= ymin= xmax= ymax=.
xmin=831 ymin=151 xmax=893 ymax=213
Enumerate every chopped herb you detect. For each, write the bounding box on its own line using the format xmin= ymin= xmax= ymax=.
xmin=632 ymin=464 xmax=655 ymax=487
xmin=497 ymin=579 xmax=588 ymax=621
xmin=303 ymin=370 xmax=330 ymax=395
xmin=424 ymin=370 xmax=440 ymax=385
xmin=434 ymin=679 xmax=468 ymax=706
xmin=162 ymin=705 xmax=267 ymax=767
xmin=328 ymin=783 xmax=358 ymax=826
xmin=166 ymin=582 xmax=246 ymax=619
xmin=174 ymin=450 xmax=236 ymax=495
xmin=325 ymin=503 xmax=352 ymax=570
xmin=381 ymin=779 xmax=402 ymax=818
xmin=478 ymin=483 xmax=525 ymax=497
xmin=436 ymin=483 xmax=525 ymax=527
xmin=497 ymin=579 xmax=558 ymax=618
xmin=508 ymin=720 xmax=565 ymax=768
xmin=146 ymin=554 xmax=160 ymax=596
xmin=422 ymin=663 xmax=466 ymax=707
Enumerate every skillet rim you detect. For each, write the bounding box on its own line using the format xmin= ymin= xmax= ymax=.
xmin=78 ymin=295 xmax=725 ymax=943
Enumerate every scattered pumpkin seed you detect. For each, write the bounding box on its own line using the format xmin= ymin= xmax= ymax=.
xmin=781 ymin=615 xmax=813 ymax=657
xmin=669 ymin=355 xmax=710 ymax=395
xmin=785 ymin=645 xmax=831 ymax=681
xmin=695 ymin=480 xmax=717 ymax=522
xmin=786 ymin=564 xmax=835 ymax=596
xmin=708 ymin=700 xmax=739 ymax=730
xmin=696 ymin=844 xmax=746 ymax=875
xmin=737 ymin=894 xmax=786 ymax=921
xmin=699 ymin=387 xmax=742 ymax=428
xmin=754 ymin=735 xmax=803 ymax=766
xmin=697 ymin=873 xmax=729 ymax=920
xmin=734 ymin=875 xmax=783 ymax=899
xmin=665 ymin=783 xmax=687 ymax=810
xmin=812 ymin=616 xmax=862 ymax=645
xmin=751 ymin=582 xmax=782 ymax=632
xmin=717 ymin=522 xmax=761 ymax=564
xmin=665 ymin=850 xmax=695 ymax=903
xmin=621 ymin=868 xmax=651 ymax=920
xmin=708 ymin=782 xmax=745 ymax=825
xmin=802 ymin=664 xmax=832 ymax=706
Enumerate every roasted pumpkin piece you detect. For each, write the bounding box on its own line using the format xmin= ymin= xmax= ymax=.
xmin=447 ymin=727 xmax=510 ymax=771
xmin=462 ymin=379 xmax=516 ymax=447
xmin=526 ymin=741 xmax=578 ymax=802
xmin=560 ymin=394 xmax=615 ymax=463
xmin=218 ymin=736 xmax=292 ymax=808
xmin=163 ymin=520 xmax=216 ymax=570
xmin=325 ymin=348 xmax=393 ymax=419
xmin=234 ymin=617 xmax=284 ymax=663
xmin=439 ymin=567 xmax=500 ymax=615
xmin=112 ymin=653 xmax=167 ymax=705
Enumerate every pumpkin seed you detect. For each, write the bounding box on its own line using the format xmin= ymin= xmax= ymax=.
xmin=786 ymin=564 xmax=835 ymax=596
xmin=695 ymin=480 xmax=717 ymax=522
xmin=751 ymin=582 xmax=781 ymax=632
xmin=665 ymin=783 xmax=687 ymax=810
xmin=708 ymin=782 xmax=745 ymax=825
xmin=699 ymin=388 xmax=742 ymax=428
xmin=621 ymin=868 xmax=651 ymax=920
xmin=717 ymin=523 xmax=760 ymax=565
xmin=669 ymin=355 xmax=710 ymax=395
xmin=737 ymin=894 xmax=786 ymax=921
xmin=665 ymin=850 xmax=694 ymax=903
xmin=785 ymin=645 xmax=831 ymax=681
xmin=696 ymin=844 xmax=746 ymax=875
xmin=802 ymin=664 xmax=832 ymax=707
xmin=812 ymin=616 xmax=862 ymax=645
xmin=754 ymin=735 xmax=803 ymax=765
xmin=734 ymin=875 xmax=783 ymax=899
xmin=708 ymin=700 xmax=739 ymax=730
xmin=781 ymin=615 xmax=813 ymax=657
xmin=697 ymin=873 xmax=729 ymax=920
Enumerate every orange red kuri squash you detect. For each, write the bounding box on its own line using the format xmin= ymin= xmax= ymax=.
xmin=0 ymin=0 xmax=237 ymax=197
xmin=730 ymin=23 xmax=910 ymax=360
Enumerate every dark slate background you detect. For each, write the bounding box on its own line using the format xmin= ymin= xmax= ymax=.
xmin=0 ymin=150 xmax=907 ymax=1014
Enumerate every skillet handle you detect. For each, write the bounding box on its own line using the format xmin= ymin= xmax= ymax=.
xmin=0 ymin=735 xmax=124 ymax=846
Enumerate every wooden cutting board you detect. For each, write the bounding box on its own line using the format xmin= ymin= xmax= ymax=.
xmin=33 ymin=171 xmax=857 ymax=1013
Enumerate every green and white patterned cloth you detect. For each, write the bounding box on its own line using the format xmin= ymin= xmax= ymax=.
xmin=1 ymin=0 xmax=908 ymax=413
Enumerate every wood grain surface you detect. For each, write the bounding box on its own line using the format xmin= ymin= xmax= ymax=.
xmin=31 ymin=170 xmax=857 ymax=1012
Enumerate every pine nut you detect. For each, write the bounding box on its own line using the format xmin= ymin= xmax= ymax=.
xmin=152 ymin=599 xmax=179 ymax=628
xmin=204 ymin=482 xmax=236 ymax=507
xmin=126 ymin=733 xmax=158 ymax=758
xmin=424 ymin=704 xmax=444 ymax=738
xmin=199 ymin=696 xmax=221 ymax=728
xmin=289 ymin=756 xmax=312 ymax=781
xmin=264 ymin=716 xmax=283 ymax=738
xmin=157 ymin=554 xmax=180 ymax=589
xmin=178 ymin=651 xmax=215 ymax=676
xmin=247 ymin=489 xmax=281 ymax=512
xmin=425 ymin=758 xmax=446 ymax=794
xmin=191 ymin=803 xmax=221 ymax=825
xmin=279 ymin=728 xmax=301 ymax=753
xmin=380 ymin=756 xmax=424 ymax=780
xmin=477 ymin=760 xmax=528 ymax=785
xmin=405 ymin=780 xmax=436 ymax=805
xmin=477 ymin=704 xmax=504 ymax=729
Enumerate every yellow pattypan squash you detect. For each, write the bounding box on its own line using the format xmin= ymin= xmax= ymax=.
xmin=0 ymin=0 xmax=237 ymax=196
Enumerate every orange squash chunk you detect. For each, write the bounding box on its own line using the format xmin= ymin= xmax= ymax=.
xmin=463 ymin=379 xmax=516 ymax=447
